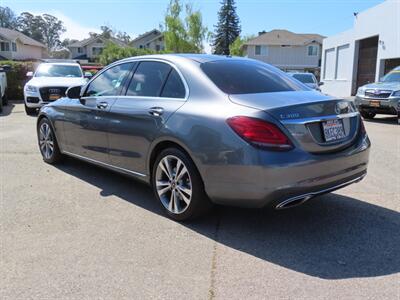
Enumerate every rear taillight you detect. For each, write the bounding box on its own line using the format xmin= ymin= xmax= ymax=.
xmin=227 ymin=116 xmax=293 ymax=151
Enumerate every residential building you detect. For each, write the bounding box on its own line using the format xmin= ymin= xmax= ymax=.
xmin=68 ymin=36 xmax=128 ymax=62
xmin=131 ymin=29 xmax=165 ymax=52
xmin=321 ymin=0 xmax=400 ymax=97
xmin=0 ymin=27 xmax=47 ymax=60
xmin=243 ymin=29 xmax=325 ymax=75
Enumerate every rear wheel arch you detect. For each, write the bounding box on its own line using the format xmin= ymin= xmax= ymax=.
xmin=148 ymin=140 xmax=204 ymax=187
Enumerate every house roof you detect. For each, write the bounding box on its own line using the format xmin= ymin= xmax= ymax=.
xmin=0 ymin=27 xmax=46 ymax=48
xmin=245 ymin=29 xmax=325 ymax=46
xmin=131 ymin=29 xmax=162 ymax=43
xmin=68 ymin=36 xmax=128 ymax=48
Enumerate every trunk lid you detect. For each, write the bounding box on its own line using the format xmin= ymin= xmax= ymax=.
xmin=229 ymin=91 xmax=361 ymax=154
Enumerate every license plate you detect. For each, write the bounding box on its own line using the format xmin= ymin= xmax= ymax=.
xmin=322 ymin=119 xmax=346 ymax=142
xmin=49 ymin=94 xmax=60 ymax=101
xmin=369 ymin=100 xmax=380 ymax=107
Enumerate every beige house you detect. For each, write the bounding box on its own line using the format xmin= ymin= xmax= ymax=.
xmin=0 ymin=27 xmax=47 ymax=60
xmin=68 ymin=36 xmax=128 ymax=62
xmin=131 ymin=29 xmax=165 ymax=52
xmin=243 ymin=29 xmax=325 ymax=74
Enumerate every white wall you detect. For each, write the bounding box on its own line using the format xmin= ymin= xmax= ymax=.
xmin=321 ymin=0 xmax=400 ymax=97
xmin=12 ymin=41 xmax=43 ymax=60
xmin=246 ymin=43 xmax=322 ymax=69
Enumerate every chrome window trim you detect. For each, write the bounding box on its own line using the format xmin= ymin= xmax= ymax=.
xmin=62 ymin=150 xmax=147 ymax=177
xmin=82 ymin=58 xmax=190 ymax=101
xmin=281 ymin=111 xmax=359 ymax=125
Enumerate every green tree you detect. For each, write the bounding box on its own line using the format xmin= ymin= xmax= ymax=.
xmin=163 ymin=0 xmax=208 ymax=53
xmin=229 ymin=35 xmax=255 ymax=56
xmin=41 ymin=14 xmax=66 ymax=50
xmin=17 ymin=12 xmax=45 ymax=43
xmin=98 ymin=42 xmax=156 ymax=65
xmin=100 ymin=25 xmax=113 ymax=39
xmin=212 ymin=0 xmax=241 ymax=55
xmin=0 ymin=6 xmax=18 ymax=29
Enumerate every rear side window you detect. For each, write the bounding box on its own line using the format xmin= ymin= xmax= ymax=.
xmin=201 ymin=60 xmax=306 ymax=94
xmin=126 ymin=61 xmax=171 ymax=97
xmin=161 ymin=69 xmax=186 ymax=98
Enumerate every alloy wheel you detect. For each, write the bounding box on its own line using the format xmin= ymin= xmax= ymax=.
xmin=39 ymin=123 xmax=54 ymax=159
xmin=155 ymin=155 xmax=192 ymax=214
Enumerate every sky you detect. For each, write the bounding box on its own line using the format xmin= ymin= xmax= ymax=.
xmin=3 ymin=0 xmax=385 ymax=53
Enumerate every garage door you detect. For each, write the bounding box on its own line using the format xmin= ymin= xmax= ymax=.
xmin=356 ymin=36 xmax=378 ymax=89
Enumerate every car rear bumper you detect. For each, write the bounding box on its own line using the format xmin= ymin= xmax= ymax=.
xmin=203 ymin=133 xmax=370 ymax=208
xmin=355 ymin=96 xmax=400 ymax=115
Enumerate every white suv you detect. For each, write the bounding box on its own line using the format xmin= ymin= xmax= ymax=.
xmin=24 ymin=62 xmax=88 ymax=115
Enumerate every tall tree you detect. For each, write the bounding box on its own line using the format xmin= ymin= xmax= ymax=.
xmin=41 ymin=14 xmax=66 ymax=50
xmin=0 ymin=6 xmax=18 ymax=29
xmin=163 ymin=0 xmax=208 ymax=53
xmin=17 ymin=12 xmax=45 ymax=43
xmin=212 ymin=0 xmax=241 ymax=55
xmin=100 ymin=25 xmax=113 ymax=39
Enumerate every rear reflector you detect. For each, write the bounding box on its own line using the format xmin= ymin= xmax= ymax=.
xmin=227 ymin=116 xmax=293 ymax=150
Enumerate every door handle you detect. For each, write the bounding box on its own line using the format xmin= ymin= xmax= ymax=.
xmin=149 ymin=107 xmax=164 ymax=116
xmin=97 ymin=101 xmax=108 ymax=109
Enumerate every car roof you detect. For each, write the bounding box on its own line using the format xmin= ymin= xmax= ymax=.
xmin=118 ymin=53 xmax=249 ymax=64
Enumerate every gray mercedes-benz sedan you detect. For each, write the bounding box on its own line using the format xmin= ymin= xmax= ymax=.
xmin=37 ymin=54 xmax=370 ymax=220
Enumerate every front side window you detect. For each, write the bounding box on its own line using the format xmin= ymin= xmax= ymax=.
xmin=201 ymin=60 xmax=306 ymax=95
xmin=85 ymin=63 xmax=134 ymax=97
xmin=161 ymin=69 xmax=186 ymax=98
xmin=35 ymin=64 xmax=83 ymax=78
xmin=308 ymin=45 xmax=318 ymax=56
xmin=126 ymin=61 xmax=171 ymax=97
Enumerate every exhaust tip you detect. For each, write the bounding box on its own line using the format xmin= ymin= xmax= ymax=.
xmin=275 ymin=195 xmax=313 ymax=210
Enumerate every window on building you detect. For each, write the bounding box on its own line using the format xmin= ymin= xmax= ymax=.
xmin=11 ymin=42 xmax=17 ymax=52
xmin=0 ymin=42 xmax=10 ymax=52
xmin=77 ymin=47 xmax=82 ymax=53
xmin=255 ymin=45 xmax=268 ymax=56
xmin=308 ymin=45 xmax=318 ymax=56
xmin=323 ymin=48 xmax=335 ymax=80
xmin=335 ymin=44 xmax=350 ymax=80
xmin=92 ymin=47 xmax=103 ymax=56
xmin=156 ymin=45 xmax=160 ymax=51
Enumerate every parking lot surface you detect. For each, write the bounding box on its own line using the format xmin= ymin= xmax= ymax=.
xmin=1 ymin=103 xmax=399 ymax=299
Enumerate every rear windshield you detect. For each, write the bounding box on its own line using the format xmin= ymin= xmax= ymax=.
xmin=292 ymin=74 xmax=315 ymax=84
xmin=200 ymin=60 xmax=306 ymax=94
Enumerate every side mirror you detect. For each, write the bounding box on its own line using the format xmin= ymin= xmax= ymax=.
xmin=66 ymin=85 xmax=82 ymax=99
xmin=318 ymin=82 xmax=324 ymax=86
xmin=26 ymin=71 xmax=33 ymax=77
xmin=84 ymin=72 xmax=93 ymax=79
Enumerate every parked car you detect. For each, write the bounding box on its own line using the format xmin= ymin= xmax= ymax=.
xmin=0 ymin=65 xmax=9 ymax=113
xmin=23 ymin=62 xmax=89 ymax=115
xmin=287 ymin=72 xmax=323 ymax=91
xmin=355 ymin=66 xmax=400 ymax=119
xmin=36 ymin=54 xmax=370 ymax=221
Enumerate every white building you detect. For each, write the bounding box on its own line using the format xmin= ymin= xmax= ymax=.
xmin=243 ymin=29 xmax=324 ymax=75
xmin=321 ymin=0 xmax=400 ymax=97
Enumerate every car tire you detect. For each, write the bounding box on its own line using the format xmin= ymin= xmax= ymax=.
xmin=37 ymin=118 xmax=63 ymax=164
xmin=25 ymin=103 xmax=37 ymax=115
xmin=360 ymin=111 xmax=376 ymax=119
xmin=2 ymin=92 xmax=8 ymax=106
xmin=152 ymin=148 xmax=212 ymax=221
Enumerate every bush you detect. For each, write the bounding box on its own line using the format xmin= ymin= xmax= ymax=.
xmin=0 ymin=60 xmax=37 ymax=100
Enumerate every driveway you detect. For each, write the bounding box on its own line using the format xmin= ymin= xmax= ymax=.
xmin=1 ymin=104 xmax=399 ymax=299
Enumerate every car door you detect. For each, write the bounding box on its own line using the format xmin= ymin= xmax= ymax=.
xmin=107 ymin=60 xmax=187 ymax=174
xmin=62 ymin=62 xmax=135 ymax=163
